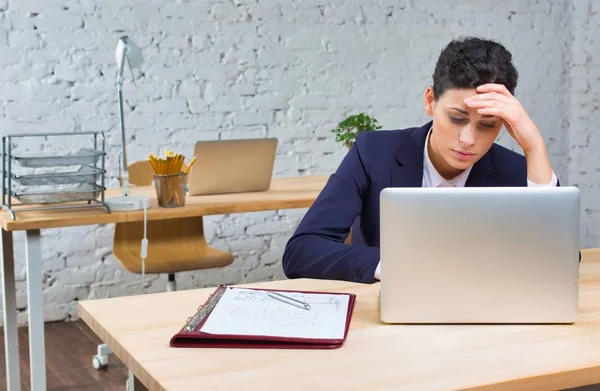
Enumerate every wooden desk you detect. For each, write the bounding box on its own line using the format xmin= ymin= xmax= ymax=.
xmin=79 ymin=249 xmax=600 ymax=391
xmin=0 ymin=175 xmax=328 ymax=391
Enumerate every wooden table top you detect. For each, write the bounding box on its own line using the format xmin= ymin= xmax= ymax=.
xmin=79 ymin=248 xmax=600 ymax=391
xmin=0 ymin=175 xmax=329 ymax=231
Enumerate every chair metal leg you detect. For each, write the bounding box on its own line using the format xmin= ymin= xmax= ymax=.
xmin=166 ymin=273 xmax=176 ymax=292
xmin=93 ymin=343 xmax=112 ymax=369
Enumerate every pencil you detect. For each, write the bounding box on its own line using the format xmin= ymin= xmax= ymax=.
xmin=184 ymin=156 xmax=197 ymax=174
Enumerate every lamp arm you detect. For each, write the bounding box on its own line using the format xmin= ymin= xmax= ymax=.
xmin=115 ymin=44 xmax=129 ymax=197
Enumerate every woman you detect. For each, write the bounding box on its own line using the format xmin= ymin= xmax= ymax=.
xmin=282 ymin=37 xmax=559 ymax=283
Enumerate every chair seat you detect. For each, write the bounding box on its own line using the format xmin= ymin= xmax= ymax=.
xmin=113 ymin=216 xmax=233 ymax=274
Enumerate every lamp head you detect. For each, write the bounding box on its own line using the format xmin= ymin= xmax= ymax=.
xmin=115 ymin=36 xmax=144 ymax=79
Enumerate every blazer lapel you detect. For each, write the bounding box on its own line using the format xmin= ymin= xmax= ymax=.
xmin=390 ymin=122 xmax=431 ymax=188
xmin=390 ymin=121 xmax=496 ymax=188
xmin=465 ymin=152 xmax=495 ymax=187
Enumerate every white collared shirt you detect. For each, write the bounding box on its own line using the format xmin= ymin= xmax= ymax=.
xmin=373 ymin=128 xmax=557 ymax=280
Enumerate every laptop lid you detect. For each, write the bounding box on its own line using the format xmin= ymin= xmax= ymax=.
xmin=379 ymin=186 xmax=580 ymax=324
xmin=187 ymin=138 xmax=278 ymax=196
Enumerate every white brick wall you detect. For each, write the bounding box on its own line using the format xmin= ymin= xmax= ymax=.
xmin=567 ymin=0 xmax=600 ymax=247
xmin=0 ymin=0 xmax=593 ymax=325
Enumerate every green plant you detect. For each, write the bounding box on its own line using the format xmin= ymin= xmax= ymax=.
xmin=330 ymin=112 xmax=382 ymax=149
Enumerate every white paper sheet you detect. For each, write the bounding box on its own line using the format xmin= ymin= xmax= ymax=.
xmin=199 ymin=288 xmax=351 ymax=340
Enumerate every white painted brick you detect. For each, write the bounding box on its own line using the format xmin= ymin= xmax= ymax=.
xmin=248 ymin=4 xmax=281 ymax=21
xmin=161 ymin=2 xmax=211 ymax=19
xmin=219 ymin=221 xmax=247 ymax=237
xmin=210 ymin=95 xmax=245 ymax=112
xmin=229 ymin=237 xmax=268 ymax=252
xmin=187 ymin=98 xmax=207 ymax=114
xmin=154 ymin=113 xmax=204 ymax=130
xmin=0 ymin=27 xmax=7 ymax=47
xmin=274 ymin=107 xmax=302 ymax=123
xmin=254 ymin=49 xmax=292 ymax=67
xmin=6 ymin=14 xmax=33 ymax=30
xmin=247 ymin=94 xmax=289 ymax=110
xmin=0 ymin=63 xmax=54 ymax=82
xmin=268 ymin=125 xmax=311 ymax=140
xmin=246 ymin=220 xmax=294 ymax=236
xmin=302 ymin=108 xmax=346 ymax=124
xmin=273 ymin=154 xmax=298 ymax=175
xmin=239 ymin=211 xmax=278 ymax=221
xmin=0 ymin=48 xmax=23 ymax=65
xmin=293 ymin=95 xmax=334 ymax=110
xmin=42 ymin=303 xmax=71 ymax=323
xmin=221 ymin=126 xmax=267 ymax=140
xmin=222 ymin=49 xmax=257 ymax=66
xmin=136 ymin=99 xmax=188 ymax=114
xmin=233 ymin=112 xmax=271 ymax=126
xmin=42 ymin=256 xmax=66 ymax=273
xmin=158 ymin=35 xmax=193 ymax=51
xmin=230 ymin=83 xmax=257 ymax=96
xmin=284 ymin=33 xmax=325 ymax=50
xmin=34 ymin=13 xmax=83 ymax=30
xmin=88 ymin=281 xmax=146 ymax=300
xmin=186 ymin=52 xmax=221 ymax=67
xmin=281 ymin=7 xmax=323 ymax=23
xmin=293 ymin=138 xmax=338 ymax=154
xmin=10 ymin=0 xmax=66 ymax=12
xmin=199 ymin=267 xmax=242 ymax=287
xmin=43 ymin=285 xmax=89 ymax=306
xmin=270 ymin=233 xmax=295 ymax=250
xmin=258 ymin=248 xmax=284 ymax=266
xmin=178 ymin=80 xmax=201 ymax=98
xmin=147 ymin=64 xmax=193 ymax=81
xmin=168 ymin=129 xmax=220 ymax=142
xmin=42 ymin=30 xmax=99 ymax=51
xmin=278 ymin=207 xmax=310 ymax=218
xmin=5 ymin=101 xmax=59 ymax=119
xmin=244 ymin=262 xmax=286 ymax=282
xmin=24 ymin=81 xmax=71 ymax=101
xmin=257 ymin=77 xmax=302 ymax=94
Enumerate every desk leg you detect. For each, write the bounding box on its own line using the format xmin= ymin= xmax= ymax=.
xmin=1 ymin=229 xmax=21 ymax=391
xmin=127 ymin=370 xmax=149 ymax=391
xmin=26 ymin=229 xmax=46 ymax=391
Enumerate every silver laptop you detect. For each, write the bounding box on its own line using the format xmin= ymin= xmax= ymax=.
xmin=187 ymin=138 xmax=277 ymax=196
xmin=379 ymin=186 xmax=580 ymax=324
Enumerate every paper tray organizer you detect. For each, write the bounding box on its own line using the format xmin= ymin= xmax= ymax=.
xmin=1 ymin=131 xmax=111 ymax=220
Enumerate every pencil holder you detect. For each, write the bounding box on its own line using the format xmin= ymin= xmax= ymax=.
xmin=153 ymin=172 xmax=187 ymax=208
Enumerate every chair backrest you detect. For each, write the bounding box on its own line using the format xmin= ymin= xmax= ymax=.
xmin=123 ymin=161 xmax=154 ymax=186
xmin=122 ymin=160 xmax=187 ymax=186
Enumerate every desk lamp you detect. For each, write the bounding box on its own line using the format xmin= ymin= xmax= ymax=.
xmin=105 ymin=35 xmax=152 ymax=211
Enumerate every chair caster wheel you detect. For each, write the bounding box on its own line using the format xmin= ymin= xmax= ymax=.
xmin=93 ymin=354 xmax=108 ymax=369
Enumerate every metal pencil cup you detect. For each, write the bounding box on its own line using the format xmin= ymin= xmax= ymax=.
xmin=153 ymin=173 xmax=187 ymax=208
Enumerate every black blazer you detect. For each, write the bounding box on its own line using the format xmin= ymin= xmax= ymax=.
xmin=282 ymin=121 xmax=579 ymax=283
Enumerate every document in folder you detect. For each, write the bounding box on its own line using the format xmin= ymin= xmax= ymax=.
xmin=170 ymin=284 xmax=357 ymax=349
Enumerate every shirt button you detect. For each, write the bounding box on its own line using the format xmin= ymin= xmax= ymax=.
xmin=352 ymin=272 xmax=361 ymax=281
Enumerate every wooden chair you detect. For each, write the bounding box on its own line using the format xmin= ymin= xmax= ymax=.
xmin=112 ymin=161 xmax=234 ymax=291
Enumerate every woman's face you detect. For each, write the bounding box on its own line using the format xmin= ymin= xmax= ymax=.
xmin=423 ymin=86 xmax=503 ymax=179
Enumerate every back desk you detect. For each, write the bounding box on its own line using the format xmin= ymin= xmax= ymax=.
xmin=0 ymin=175 xmax=329 ymax=391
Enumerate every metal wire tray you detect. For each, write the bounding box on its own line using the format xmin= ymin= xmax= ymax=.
xmin=11 ymin=165 xmax=105 ymax=186
xmin=12 ymin=148 xmax=105 ymax=168
xmin=12 ymin=183 xmax=105 ymax=205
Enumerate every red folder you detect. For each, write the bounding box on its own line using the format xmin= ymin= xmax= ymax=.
xmin=170 ymin=284 xmax=357 ymax=349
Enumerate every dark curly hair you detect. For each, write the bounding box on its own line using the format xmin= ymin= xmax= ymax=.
xmin=432 ymin=37 xmax=518 ymax=100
